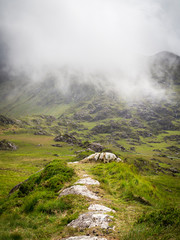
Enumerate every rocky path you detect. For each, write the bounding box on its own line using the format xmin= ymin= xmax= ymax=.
xmin=59 ymin=162 xmax=116 ymax=240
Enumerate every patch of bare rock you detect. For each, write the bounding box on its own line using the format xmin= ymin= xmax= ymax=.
xmin=88 ymin=204 xmax=115 ymax=213
xmin=81 ymin=152 xmax=123 ymax=163
xmin=0 ymin=139 xmax=17 ymax=151
xmin=67 ymin=212 xmax=113 ymax=229
xmin=63 ymin=236 xmax=107 ymax=240
xmin=75 ymin=177 xmax=100 ymax=186
xmin=59 ymin=185 xmax=100 ymax=200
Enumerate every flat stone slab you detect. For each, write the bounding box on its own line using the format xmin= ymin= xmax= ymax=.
xmin=88 ymin=204 xmax=115 ymax=213
xmin=63 ymin=237 xmax=107 ymax=240
xmin=59 ymin=185 xmax=100 ymax=200
xmin=75 ymin=177 xmax=100 ymax=186
xmin=67 ymin=212 xmax=113 ymax=229
xmin=68 ymin=161 xmax=79 ymax=164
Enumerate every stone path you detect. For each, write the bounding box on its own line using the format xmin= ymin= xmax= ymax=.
xmin=59 ymin=185 xmax=100 ymax=200
xmin=75 ymin=177 xmax=100 ymax=186
xmin=59 ymin=172 xmax=116 ymax=240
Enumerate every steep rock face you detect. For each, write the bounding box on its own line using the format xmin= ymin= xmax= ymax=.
xmin=81 ymin=152 xmax=123 ymax=163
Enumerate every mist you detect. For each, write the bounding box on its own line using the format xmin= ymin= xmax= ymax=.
xmin=0 ymin=0 xmax=180 ymax=100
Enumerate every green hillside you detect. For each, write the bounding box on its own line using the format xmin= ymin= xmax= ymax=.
xmin=0 ymin=52 xmax=180 ymax=239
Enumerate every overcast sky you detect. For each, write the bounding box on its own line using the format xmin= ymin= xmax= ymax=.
xmin=0 ymin=0 xmax=180 ymax=69
xmin=0 ymin=0 xmax=179 ymax=100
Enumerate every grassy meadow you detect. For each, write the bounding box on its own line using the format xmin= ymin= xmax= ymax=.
xmin=0 ymin=117 xmax=180 ymax=240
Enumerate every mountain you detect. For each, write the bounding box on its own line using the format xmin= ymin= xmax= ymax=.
xmin=0 ymin=51 xmax=180 ymax=117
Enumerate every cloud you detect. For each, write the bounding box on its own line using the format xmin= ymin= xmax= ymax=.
xmin=0 ymin=0 xmax=179 ymax=99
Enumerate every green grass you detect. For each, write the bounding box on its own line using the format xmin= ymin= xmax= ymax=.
xmin=0 ymin=159 xmax=89 ymax=240
xmin=0 ymin=134 xmax=80 ymax=199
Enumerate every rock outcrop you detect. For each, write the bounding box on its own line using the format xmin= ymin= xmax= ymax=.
xmin=54 ymin=134 xmax=82 ymax=146
xmin=88 ymin=143 xmax=104 ymax=152
xmin=58 ymin=185 xmax=100 ymax=200
xmin=81 ymin=152 xmax=123 ymax=163
xmin=0 ymin=139 xmax=17 ymax=151
xmin=0 ymin=115 xmax=15 ymax=125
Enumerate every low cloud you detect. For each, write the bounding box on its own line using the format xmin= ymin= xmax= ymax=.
xmin=0 ymin=0 xmax=179 ymax=100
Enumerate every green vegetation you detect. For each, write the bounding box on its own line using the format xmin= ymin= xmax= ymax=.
xmin=0 ymin=160 xmax=89 ymax=240
xmin=0 ymin=78 xmax=179 ymax=239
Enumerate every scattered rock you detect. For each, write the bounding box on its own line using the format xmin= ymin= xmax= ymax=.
xmin=59 ymin=185 xmax=100 ymax=200
xmin=166 ymin=146 xmax=180 ymax=153
xmin=88 ymin=143 xmax=104 ymax=152
xmin=0 ymin=139 xmax=17 ymax=151
xmin=54 ymin=134 xmax=82 ymax=146
xmin=51 ymin=144 xmax=62 ymax=147
xmin=67 ymin=212 xmax=113 ymax=229
xmin=63 ymin=236 xmax=107 ymax=240
xmin=81 ymin=152 xmax=123 ymax=163
xmin=168 ymin=168 xmax=180 ymax=174
xmin=0 ymin=115 xmax=15 ymax=125
xmin=75 ymin=177 xmax=100 ymax=186
xmin=34 ymin=130 xmax=50 ymax=136
xmin=88 ymin=204 xmax=115 ymax=213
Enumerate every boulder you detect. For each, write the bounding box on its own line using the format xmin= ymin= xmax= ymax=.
xmin=67 ymin=212 xmax=113 ymax=229
xmin=0 ymin=139 xmax=17 ymax=151
xmin=59 ymin=185 xmax=100 ymax=200
xmin=81 ymin=152 xmax=123 ymax=163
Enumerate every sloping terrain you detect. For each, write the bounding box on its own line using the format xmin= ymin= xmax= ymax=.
xmin=0 ymin=51 xmax=180 ymax=239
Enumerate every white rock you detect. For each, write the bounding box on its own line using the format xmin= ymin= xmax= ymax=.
xmin=82 ymin=152 xmax=123 ymax=163
xmin=67 ymin=212 xmax=113 ymax=229
xmin=75 ymin=177 xmax=100 ymax=186
xmin=83 ymin=174 xmax=89 ymax=177
xmin=88 ymin=204 xmax=115 ymax=213
xmin=63 ymin=236 xmax=107 ymax=240
xmin=68 ymin=161 xmax=79 ymax=164
xmin=58 ymin=185 xmax=100 ymax=200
